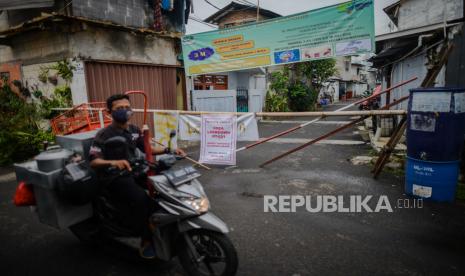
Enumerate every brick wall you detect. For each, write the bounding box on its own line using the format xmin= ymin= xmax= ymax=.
xmin=219 ymin=10 xmax=269 ymax=28
xmin=0 ymin=62 xmax=22 ymax=83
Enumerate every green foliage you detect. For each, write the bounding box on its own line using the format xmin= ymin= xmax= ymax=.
xmin=38 ymin=59 xmax=76 ymax=84
xmin=0 ymin=77 xmax=55 ymax=165
xmin=269 ymin=70 xmax=289 ymax=93
xmin=265 ymin=90 xmax=289 ymax=112
xmin=457 ymin=183 xmax=465 ymax=201
xmin=296 ymin=59 xmax=338 ymax=92
xmin=266 ymin=59 xmax=337 ymax=112
xmin=0 ymin=59 xmax=76 ymax=165
xmin=51 ymin=59 xmax=75 ymax=82
xmin=288 ymin=82 xmax=319 ymax=112
xmin=265 ymin=70 xmax=289 ymax=112
xmin=265 ymin=71 xmax=290 ymax=112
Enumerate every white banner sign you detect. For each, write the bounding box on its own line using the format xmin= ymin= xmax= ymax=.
xmin=179 ymin=113 xmax=259 ymax=141
xmin=199 ymin=114 xmax=237 ymax=165
xmin=153 ymin=112 xmax=178 ymax=149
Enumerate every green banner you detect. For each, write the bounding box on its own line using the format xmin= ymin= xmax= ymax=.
xmin=181 ymin=0 xmax=375 ymax=76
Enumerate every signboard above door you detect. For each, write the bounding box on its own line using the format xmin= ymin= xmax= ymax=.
xmin=182 ymin=0 xmax=375 ymax=76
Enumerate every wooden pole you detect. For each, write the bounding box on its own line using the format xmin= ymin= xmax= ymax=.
xmin=151 ymin=138 xmax=211 ymax=170
xmin=52 ymin=108 xmax=406 ymax=117
xmin=370 ymin=42 xmax=454 ymax=178
xmin=256 ymin=0 xmax=260 ymax=22
xmin=236 ymin=77 xmax=417 ymax=152
xmin=259 ymin=96 xmax=411 ymax=167
xmin=372 ymin=116 xmax=407 ymax=178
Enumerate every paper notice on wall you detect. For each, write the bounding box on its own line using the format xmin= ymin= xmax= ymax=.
xmin=454 ymin=93 xmax=465 ymax=113
xmin=412 ymin=184 xmax=432 ymax=198
xmin=154 ymin=112 xmax=178 ymax=149
xmin=411 ymin=92 xmax=452 ymax=113
xmin=236 ymin=113 xmax=259 ymax=141
xmin=179 ymin=113 xmax=259 ymax=141
xmin=410 ymin=114 xmax=436 ymax=132
xmin=199 ymin=114 xmax=237 ymax=165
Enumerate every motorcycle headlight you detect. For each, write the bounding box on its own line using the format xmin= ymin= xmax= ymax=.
xmin=184 ymin=197 xmax=209 ymax=213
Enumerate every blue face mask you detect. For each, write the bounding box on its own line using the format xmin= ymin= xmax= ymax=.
xmin=111 ymin=109 xmax=133 ymax=124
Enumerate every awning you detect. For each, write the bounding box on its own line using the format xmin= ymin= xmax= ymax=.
xmin=0 ymin=0 xmax=54 ymax=10
xmin=0 ymin=13 xmax=182 ymax=40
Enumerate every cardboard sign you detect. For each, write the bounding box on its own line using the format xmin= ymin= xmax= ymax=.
xmin=199 ymin=114 xmax=237 ymax=165
xmin=179 ymin=113 xmax=259 ymax=141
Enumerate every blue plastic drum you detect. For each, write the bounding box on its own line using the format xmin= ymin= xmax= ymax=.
xmin=407 ymin=88 xmax=465 ymax=161
xmin=405 ymin=157 xmax=460 ymax=202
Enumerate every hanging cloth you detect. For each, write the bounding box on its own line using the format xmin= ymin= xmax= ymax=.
xmin=154 ymin=0 xmax=163 ymax=31
xmin=161 ymin=0 xmax=174 ymax=11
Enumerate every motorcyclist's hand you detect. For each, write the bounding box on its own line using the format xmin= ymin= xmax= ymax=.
xmin=174 ymin=148 xmax=187 ymax=157
xmin=111 ymin=160 xmax=132 ymax=171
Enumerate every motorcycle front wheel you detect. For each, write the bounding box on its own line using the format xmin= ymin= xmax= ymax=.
xmin=178 ymin=230 xmax=238 ymax=276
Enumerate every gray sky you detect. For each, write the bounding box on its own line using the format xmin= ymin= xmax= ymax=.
xmin=186 ymin=0 xmax=399 ymax=35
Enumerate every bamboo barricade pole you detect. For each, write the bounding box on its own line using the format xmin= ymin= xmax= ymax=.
xmin=235 ymin=77 xmax=417 ymax=153
xmin=259 ymin=95 xmax=411 ymax=168
xmin=371 ymin=116 xmax=407 ymax=179
xmin=52 ymin=108 xmax=405 ymax=117
xmin=369 ymin=42 xmax=455 ymax=178
xmin=151 ymin=138 xmax=212 ymax=170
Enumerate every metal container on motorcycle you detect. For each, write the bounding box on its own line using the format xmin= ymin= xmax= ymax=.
xmin=34 ymin=147 xmax=73 ymax=172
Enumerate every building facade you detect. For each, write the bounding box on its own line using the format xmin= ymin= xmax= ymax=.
xmin=0 ymin=0 xmax=191 ymax=116
xmin=371 ymin=0 xmax=464 ymax=110
xmin=186 ymin=1 xmax=280 ymax=112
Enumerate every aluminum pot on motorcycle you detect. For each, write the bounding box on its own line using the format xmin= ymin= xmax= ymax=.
xmin=34 ymin=147 xmax=73 ymax=172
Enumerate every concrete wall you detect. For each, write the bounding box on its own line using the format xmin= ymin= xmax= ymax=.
xmin=398 ymin=0 xmax=463 ymax=30
xmin=0 ymin=31 xmax=69 ymax=65
xmin=22 ymin=61 xmax=68 ymax=98
xmin=21 ymin=59 xmax=87 ymax=103
xmin=72 ymin=0 xmax=153 ymax=28
xmin=380 ymin=53 xmax=446 ymax=109
xmin=335 ymin=56 xmax=360 ymax=81
xmin=0 ymin=10 xmax=8 ymax=31
xmin=1 ymin=27 xmax=178 ymax=66
xmin=1 ymin=25 xmax=179 ymax=105
xmin=68 ymin=27 xmax=178 ymax=66
xmin=446 ymin=25 xmax=465 ymax=87
xmin=70 ymin=61 xmax=87 ymax=104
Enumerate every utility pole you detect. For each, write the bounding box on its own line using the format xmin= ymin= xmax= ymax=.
xmin=256 ymin=0 xmax=260 ymax=22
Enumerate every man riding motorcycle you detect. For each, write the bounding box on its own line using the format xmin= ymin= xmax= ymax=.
xmin=88 ymin=94 xmax=186 ymax=259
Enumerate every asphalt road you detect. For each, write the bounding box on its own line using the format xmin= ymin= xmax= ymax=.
xmin=1 ymin=102 xmax=465 ymax=276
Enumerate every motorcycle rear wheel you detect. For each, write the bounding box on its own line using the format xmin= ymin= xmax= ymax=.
xmin=178 ymin=230 xmax=238 ymax=276
xmin=69 ymin=218 xmax=103 ymax=246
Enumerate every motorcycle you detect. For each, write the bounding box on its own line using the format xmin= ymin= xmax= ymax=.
xmin=13 ymin=91 xmax=238 ymax=276
xmin=71 ymin=135 xmax=238 ymax=276
xmin=14 ymin=132 xmax=238 ymax=276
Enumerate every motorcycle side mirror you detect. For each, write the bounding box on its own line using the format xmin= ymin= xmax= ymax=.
xmin=103 ymin=136 xmax=130 ymax=160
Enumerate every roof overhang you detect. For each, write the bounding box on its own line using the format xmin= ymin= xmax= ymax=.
xmin=0 ymin=0 xmax=54 ymax=10
xmin=0 ymin=13 xmax=182 ymax=42
xmin=376 ymin=22 xmax=459 ymax=42
xmin=369 ymin=23 xmax=454 ymax=68
xmin=205 ymin=1 xmax=281 ymax=24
